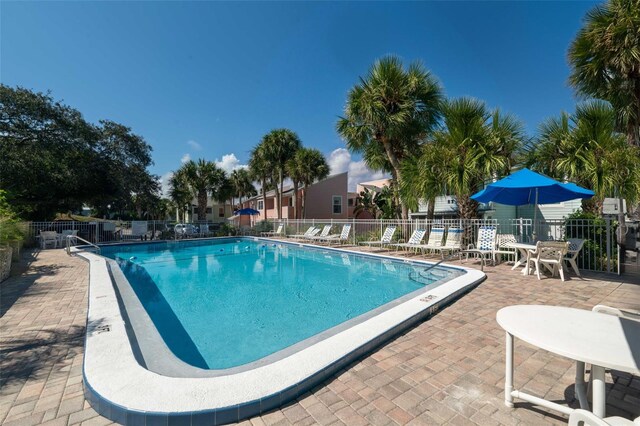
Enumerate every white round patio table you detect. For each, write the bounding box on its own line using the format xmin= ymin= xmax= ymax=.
xmin=506 ymin=242 xmax=536 ymax=275
xmin=497 ymin=305 xmax=640 ymax=418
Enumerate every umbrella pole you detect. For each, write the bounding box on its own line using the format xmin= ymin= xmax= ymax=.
xmin=532 ymin=188 xmax=538 ymax=242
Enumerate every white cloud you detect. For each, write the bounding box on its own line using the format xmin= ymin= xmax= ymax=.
xmin=215 ymin=153 xmax=248 ymax=174
xmin=180 ymin=153 xmax=191 ymax=164
xmin=187 ymin=140 xmax=202 ymax=151
xmin=159 ymin=172 xmax=174 ymax=198
xmin=327 ymin=148 xmax=388 ymax=191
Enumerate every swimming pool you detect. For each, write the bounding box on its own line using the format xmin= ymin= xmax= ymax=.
xmin=81 ymin=237 xmax=485 ymax=425
xmin=102 ymin=239 xmax=462 ymax=370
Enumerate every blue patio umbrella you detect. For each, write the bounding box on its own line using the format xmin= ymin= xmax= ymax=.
xmin=471 ymin=168 xmax=594 ymax=237
xmin=235 ymin=208 xmax=260 ymax=216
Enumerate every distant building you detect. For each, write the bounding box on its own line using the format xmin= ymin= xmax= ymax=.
xmin=178 ymin=199 xmax=233 ymax=223
xmin=240 ymin=172 xmax=352 ymax=221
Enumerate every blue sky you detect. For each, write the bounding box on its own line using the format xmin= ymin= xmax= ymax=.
xmin=2 ymin=1 xmax=598 ymax=191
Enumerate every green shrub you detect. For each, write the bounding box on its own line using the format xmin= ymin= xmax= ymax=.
xmin=564 ymin=210 xmax=617 ymax=271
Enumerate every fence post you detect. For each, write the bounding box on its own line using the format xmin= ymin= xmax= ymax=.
xmin=606 ymin=218 xmax=612 ymax=274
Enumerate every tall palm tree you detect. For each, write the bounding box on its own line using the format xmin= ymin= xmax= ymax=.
xmin=173 ymin=159 xmax=226 ymax=221
xmin=229 ymin=168 xmax=256 ymax=208
xmin=249 ymin=144 xmax=272 ymax=217
xmin=411 ymin=98 xmax=524 ymax=219
xmin=285 ymin=148 xmax=329 ymax=219
xmin=261 ymin=129 xmax=302 ymax=219
xmin=337 ymin=55 xmax=444 ymax=218
xmin=168 ymin=169 xmax=192 ymax=221
xmin=400 ymin=144 xmax=444 ymax=220
xmin=568 ymin=0 xmax=640 ymax=146
xmin=530 ymin=101 xmax=635 ymax=214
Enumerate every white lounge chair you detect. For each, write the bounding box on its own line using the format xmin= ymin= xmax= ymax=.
xmin=359 ymin=226 xmax=397 ymax=249
xmin=414 ymin=227 xmax=445 ymax=254
xmin=316 ymin=224 xmax=352 ymax=246
xmin=565 ymin=238 xmax=585 ymax=277
xmin=57 ymin=230 xmax=78 ymax=247
xmin=40 ymin=231 xmax=58 ymax=249
xmin=389 ymin=229 xmax=427 ymax=254
xmin=433 ymin=227 xmax=463 ymax=259
xmin=289 ymin=226 xmax=317 ymax=239
xmin=568 ymin=408 xmax=638 ymax=426
xmin=461 ymin=226 xmax=497 ymax=270
xmin=527 ymin=241 xmax=570 ymax=281
xmin=308 ymin=225 xmax=332 ymax=241
xmin=261 ymin=224 xmax=284 ymax=237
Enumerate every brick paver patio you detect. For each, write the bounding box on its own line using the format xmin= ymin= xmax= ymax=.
xmin=1 ymin=247 xmax=639 ymax=426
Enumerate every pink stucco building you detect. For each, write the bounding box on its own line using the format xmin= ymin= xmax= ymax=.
xmin=240 ymin=172 xmax=356 ymax=220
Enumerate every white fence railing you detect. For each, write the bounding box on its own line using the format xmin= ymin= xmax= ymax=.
xmin=24 ymin=217 xmax=619 ymax=274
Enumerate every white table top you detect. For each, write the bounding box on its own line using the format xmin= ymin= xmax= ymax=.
xmin=506 ymin=242 xmax=536 ymax=250
xmin=497 ymin=305 xmax=640 ymax=375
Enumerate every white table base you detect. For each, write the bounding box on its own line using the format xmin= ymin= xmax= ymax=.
xmin=504 ymin=331 xmax=604 ymax=417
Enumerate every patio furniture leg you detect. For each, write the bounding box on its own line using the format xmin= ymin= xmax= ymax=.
xmin=505 ymin=331 xmax=514 ymax=408
xmin=575 ymin=361 xmax=590 ymax=410
xmin=568 ymin=259 xmax=581 ymax=277
xmin=558 ymin=264 xmax=565 ymax=281
xmin=591 ymin=365 xmax=606 ymax=418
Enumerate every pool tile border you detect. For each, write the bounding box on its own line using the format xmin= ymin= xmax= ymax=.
xmin=77 ymin=238 xmax=485 ymax=425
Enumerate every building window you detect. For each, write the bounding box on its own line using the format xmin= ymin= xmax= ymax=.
xmin=206 ymin=207 xmax=212 ymax=214
xmin=258 ymin=200 xmax=264 ymax=210
xmin=218 ymin=207 xmax=224 ymax=217
xmin=348 ymin=198 xmax=354 ymax=207
xmin=288 ymin=198 xmax=293 ymax=207
xmin=332 ymin=196 xmax=342 ymax=214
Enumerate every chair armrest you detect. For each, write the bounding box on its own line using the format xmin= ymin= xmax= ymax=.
xmin=593 ymin=305 xmax=640 ymax=322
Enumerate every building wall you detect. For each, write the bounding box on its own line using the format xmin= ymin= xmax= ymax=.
xmin=516 ymin=199 xmax=582 ymax=221
xmin=304 ymin=172 xmax=349 ymax=219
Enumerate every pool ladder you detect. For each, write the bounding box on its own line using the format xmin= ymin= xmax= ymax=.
xmin=66 ymin=235 xmax=101 ymax=255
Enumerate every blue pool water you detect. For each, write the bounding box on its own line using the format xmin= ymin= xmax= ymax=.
xmin=102 ymin=238 xmax=463 ymax=370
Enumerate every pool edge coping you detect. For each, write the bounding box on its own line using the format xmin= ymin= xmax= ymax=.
xmin=78 ymin=238 xmax=486 ymax=425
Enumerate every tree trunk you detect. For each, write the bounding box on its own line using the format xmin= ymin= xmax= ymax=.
xmin=581 ymin=198 xmax=603 ymax=216
xmin=276 ymin=170 xmax=283 ymax=219
xmin=198 ymin=190 xmax=207 ymax=221
xmin=292 ymin=181 xmax=299 ymax=219
xmin=456 ymin=194 xmax=479 ymax=219
xmin=302 ymin=186 xmax=307 ymax=219
xmin=427 ymin=196 xmax=435 ymax=220
xmin=261 ymin=178 xmax=268 ymax=221
xmin=380 ymin=139 xmax=408 ymax=219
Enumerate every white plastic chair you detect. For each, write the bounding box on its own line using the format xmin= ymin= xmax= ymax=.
xmin=317 ymin=224 xmax=352 ymax=245
xmin=359 ymin=226 xmax=397 ymax=248
xmin=493 ymin=234 xmax=518 ymax=264
xmin=461 ymin=226 xmax=497 ymax=270
xmin=308 ymin=225 xmax=332 ymax=241
xmin=414 ymin=227 xmax=445 ymax=254
xmin=40 ymin=231 xmax=58 ymax=249
xmin=568 ymin=409 xmax=638 ymax=426
xmin=565 ymin=238 xmax=585 ymax=276
xmin=261 ymin=224 xmax=283 ymax=237
xmin=289 ymin=226 xmax=316 ymax=239
xmin=432 ymin=227 xmax=463 ymax=259
xmin=389 ymin=229 xmax=427 ymax=253
xmin=528 ymin=241 xmax=570 ymax=281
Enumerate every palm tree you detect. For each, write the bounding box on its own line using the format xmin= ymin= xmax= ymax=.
xmin=568 ymin=0 xmax=640 ymax=146
xmin=168 ymin=169 xmax=192 ymax=221
xmin=285 ymin=148 xmax=330 ymax=219
xmin=413 ymin=98 xmax=524 ymax=219
xmin=530 ymin=101 xmax=636 ymax=214
xmin=249 ymin=144 xmax=272 ymax=217
xmin=353 ymin=188 xmax=379 ymax=219
xmin=173 ymin=159 xmax=226 ymax=221
xmin=337 ymin=55 xmax=444 ymax=218
xmin=229 ymin=168 xmax=256 ymax=208
xmin=261 ymin=129 xmax=302 ymax=219
xmin=400 ymin=145 xmax=444 ymax=220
